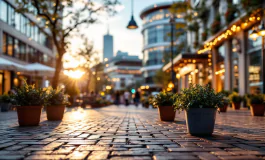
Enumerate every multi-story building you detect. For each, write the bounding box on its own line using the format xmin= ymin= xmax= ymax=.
xmin=163 ymin=0 xmax=264 ymax=95
xmin=103 ymin=30 xmax=114 ymax=62
xmin=0 ymin=0 xmax=55 ymax=94
xmin=104 ymin=51 xmax=142 ymax=91
xmin=140 ymin=1 xmax=186 ymax=91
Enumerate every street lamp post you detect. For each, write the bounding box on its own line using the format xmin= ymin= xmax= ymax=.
xmin=170 ymin=15 xmax=176 ymax=93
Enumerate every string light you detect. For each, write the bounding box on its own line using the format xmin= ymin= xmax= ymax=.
xmin=198 ymin=13 xmax=261 ymax=54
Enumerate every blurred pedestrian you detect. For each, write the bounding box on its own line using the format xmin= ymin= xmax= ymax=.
xmin=115 ymin=91 xmax=120 ymax=105
xmin=124 ymin=90 xmax=130 ymax=106
xmin=134 ymin=90 xmax=140 ymax=106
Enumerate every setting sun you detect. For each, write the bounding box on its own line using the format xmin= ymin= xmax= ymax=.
xmin=64 ymin=70 xmax=85 ymax=79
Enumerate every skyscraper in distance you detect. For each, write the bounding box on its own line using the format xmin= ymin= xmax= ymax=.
xmin=103 ymin=27 xmax=114 ymax=62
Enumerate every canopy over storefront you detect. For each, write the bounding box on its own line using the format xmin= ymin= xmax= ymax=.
xmin=163 ymin=53 xmax=208 ymax=72
xmin=0 ymin=58 xmax=25 ymax=71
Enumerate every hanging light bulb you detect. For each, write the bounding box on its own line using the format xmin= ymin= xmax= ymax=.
xmin=250 ymin=29 xmax=259 ymax=41
xmin=127 ymin=0 xmax=138 ymax=29
xmin=259 ymin=20 xmax=265 ymax=36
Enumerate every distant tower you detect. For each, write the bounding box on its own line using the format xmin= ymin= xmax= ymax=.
xmin=103 ymin=25 xmax=114 ymax=62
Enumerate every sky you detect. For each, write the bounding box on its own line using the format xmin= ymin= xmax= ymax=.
xmin=68 ymin=0 xmax=173 ymax=61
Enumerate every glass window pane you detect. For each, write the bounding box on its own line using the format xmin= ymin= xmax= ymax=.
xmin=2 ymin=33 xmax=7 ymax=54
xmin=0 ymin=0 xmax=8 ymax=22
xmin=7 ymin=35 xmax=14 ymax=56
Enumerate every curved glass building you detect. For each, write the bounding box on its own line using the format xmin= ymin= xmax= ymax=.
xmin=140 ymin=1 xmax=186 ymax=90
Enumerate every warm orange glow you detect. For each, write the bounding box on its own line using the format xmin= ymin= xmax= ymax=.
xmin=64 ymin=70 xmax=85 ymax=79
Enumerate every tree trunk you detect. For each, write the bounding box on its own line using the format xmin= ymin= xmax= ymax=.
xmin=52 ymin=52 xmax=63 ymax=88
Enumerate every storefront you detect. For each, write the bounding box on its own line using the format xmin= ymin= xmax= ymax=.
xmin=163 ymin=53 xmax=208 ymax=92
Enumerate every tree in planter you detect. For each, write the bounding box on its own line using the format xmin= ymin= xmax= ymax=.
xmin=153 ymin=69 xmax=171 ymax=91
xmin=16 ymin=0 xmax=120 ymax=88
xmin=0 ymin=94 xmax=11 ymax=112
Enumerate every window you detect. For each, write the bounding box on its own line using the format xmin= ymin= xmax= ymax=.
xmin=216 ymin=44 xmax=225 ymax=92
xmin=8 ymin=5 xmax=15 ymax=27
xmin=2 ymin=33 xmax=7 ymax=54
xmin=0 ymin=0 xmax=8 ymax=22
xmin=249 ymin=50 xmax=262 ymax=94
xmin=7 ymin=35 xmax=14 ymax=56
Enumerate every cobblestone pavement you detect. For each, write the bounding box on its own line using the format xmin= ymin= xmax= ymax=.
xmin=0 ymin=105 xmax=265 ymax=160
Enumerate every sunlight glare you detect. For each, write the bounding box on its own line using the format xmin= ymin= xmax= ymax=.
xmin=64 ymin=70 xmax=85 ymax=79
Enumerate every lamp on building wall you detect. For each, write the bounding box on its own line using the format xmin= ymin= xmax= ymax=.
xmin=127 ymin=0 xmax=138 ymax=29
xmin=250 ymin=15 xmax=265 ymax=93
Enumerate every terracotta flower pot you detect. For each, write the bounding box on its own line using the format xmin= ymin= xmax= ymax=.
xmin=158 ymin=106 xmax=176 ymax=121
xmin=185 ymin=108 xmax=217 ymax=136
xmin=16 ymin=106 xmax=43 ymax=126
xmin=250 ymin=104 xmax=265 ymax=116
xmin=218 ymin=104 xmax=228 ymax=112
xmin=46 ymin=105 xmax=65 ymax=121
xmin=232 ymin=102 xmax=241 ymax=110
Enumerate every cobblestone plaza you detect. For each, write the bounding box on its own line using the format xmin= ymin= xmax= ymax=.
xmin=0 ymin=105 xmax=265 ymax=159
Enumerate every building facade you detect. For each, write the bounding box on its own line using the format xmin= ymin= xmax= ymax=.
xmin=140 ymin=1 xmax=186 ymax=91
xmin=104 ymin=51 xmax=142 ymax=91
xmin=103 ymin=31 xmax=114 ymax=62
xmin=0 ymin=0 xmax=55 ymax=94
xmin=163 ymin=0 xmax=264 ymax=96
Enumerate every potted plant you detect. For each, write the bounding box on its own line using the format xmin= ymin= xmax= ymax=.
xmin=0 ymin=94 xmax=11 ymax=112
xmin=11 ymin=81 xmax=46 ymax=126
xmin=229 ymin=92 xmax=242 ymax=110
xmin=248 ymin=94 xmax=265 ymax=116
xmin=218 ymin=90 xmax=230 ymax=112
xmin=45 ymin=88 xmax=69 ymax=121
xmin=150 ymin=92 xmax=176 ymax=121
xmin=174 ymin=84 xmax=225 ymax=136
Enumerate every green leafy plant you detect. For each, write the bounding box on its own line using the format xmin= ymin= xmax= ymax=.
xmin=150 ymin=92 xmax=175 ymax=108
xmin=247 ymin=94 xmax=265 ymax=104
xmin=220 ymin=90 xmax=231 ymax=97
xmin=174 ymin=84 xmax=225 ymax=111
xmin=45 ymin=87 xmax=69 ymax=106
xmin=11 ymin=80 xmax=46 ymax=106
xmin=0 ymin=94 xmax=11 ymax=103
xmin=229 ymin=92 xmax=243 ymax=103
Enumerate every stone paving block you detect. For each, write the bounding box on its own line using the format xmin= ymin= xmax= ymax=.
xmin=218 ymin=155 xmax=262 ymax=160
xmin=66 ymin=151 xmax=90 ymax=159
xmin=52 ymin=146 xmax=75 ymax=154
xmin=0 ymin=155 xmax=25 ymax=160
xmin=110 ymin=156 xmax=152 ymax=160
xmin=87 ymin=151 xmax=109 ymax=160
xmin=111 ymin=151 xmax=151 ymax=156
xmin=25 ymin=155 xmax=66 ymax=160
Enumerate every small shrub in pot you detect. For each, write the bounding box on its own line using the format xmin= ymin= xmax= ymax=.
xmin=218 ymin=90 xmax=230 ymax=112
xmin=229 ymin=92 xmax=242 ymax=110
xmin=45 ymin=88 xmax=69 ymax=121
xmin=0 ymin=94 xmax=11 ymax=112
xmin=11 ymin=81 xmax=46 ymax=126
xmin=174 ymin=84 xmax=225 ymax=136
xmin=248 ymin=94 xmax=265 ymax=116
xmin=150 ymin=92 xmax=176 ymax=121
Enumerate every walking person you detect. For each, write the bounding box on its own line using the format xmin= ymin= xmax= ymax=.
xmin=115 ymin=91 xmax=120 ymax=105
xmin=124 ymin=90 xmax=130 ymax=106
xmin=134 ymin=90 xmax=140 ymax=106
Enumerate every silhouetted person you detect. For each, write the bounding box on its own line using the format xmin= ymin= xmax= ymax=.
xmin=124 ymin=91 xmax=130 ymax=106
xmin=115 ymin=91 xmax=120 ymax=105
xmin=134 ymin=91 xmax=140 ymax=106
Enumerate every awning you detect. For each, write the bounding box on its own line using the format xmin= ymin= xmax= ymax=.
xmin=0 ymin=58 xmax=25 ymax=71
xmin=163 ymin=53 xmax=208 ymax=72
xmin=24 ymin=63 xmax=55 ymax=72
